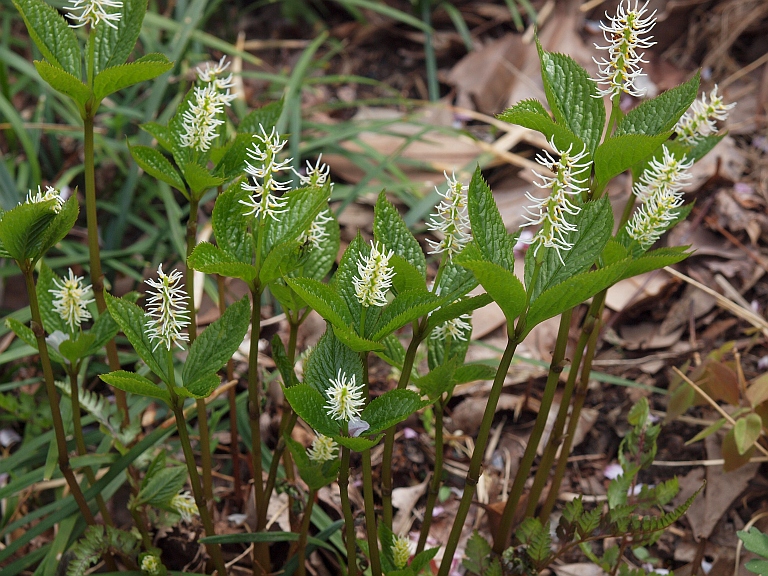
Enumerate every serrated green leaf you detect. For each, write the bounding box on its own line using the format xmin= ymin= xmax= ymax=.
xmin=181 ymin=162 xmax=226 ymax=197
xmin=93 ymin=53 xmax=172 ymax=102
xmin=303 ymin=328 xmax=363 ymax=395
xmin=458 ymin=259 xmax=525 ymax=323
xmin=264 ymin=185 xmax=327 ymax=256
xmin=39 ymin=196 xmax=78 ymax=258
xmin=331 ymin=325 xmax=385 ymax=352
xmin=411 ymin=547 xmax=439 ymax=574
xmin=180 ymin=373 xmax=220 ymax=399
xmin=105 ymin=294 xmax=168 ymax=382
xmin=594 ymin=133 xmax=671 ymax=188
xmin=211 ymin=182 xmax=251 ymax=263
xmin=212 ymin=133 xmax=253 ymax=180
xmin=92 ymin=0 xmax=148 ymax=73
xmin=36 ymin=263 xmax=65 ymax=334
xmin=734 ymin=413 xmax=762 ymax=456
xmin=738 ymin=527 xmax=768 ymax=558
xmin=239 ymin=100 xmax=283 ymax=134
xmin=140 ymin=122 xmax=175 ymax=154
xmin=525 ymin=196 xmax=614 ymax=301
xmin=84 ymin=308 xmax=122 ymax=357
xmin=389 ymin=254 xmax=427 ymax=294
xmin=33 ymin=61 xmax=91 ymax=110
xmin=616 ymin=73 xmax=700 ymax=136
xmin=527 ymin=520 xmax=552 ymax=563
xmin=6 ymin=317 xmax=38 ymax=350
xmin=745 ymin=559 xmax=768 ymax=575
xmin=260 ymin=239 xmax=303 ymax=285
xmin=467 ymin=167 xmax=516 ymax=271
xmin=129 ymin=144 xmax=187 ymax=195
xmin=537 ymin=40 xmax=605 ymax=154
xmin=619 ymin=246 xmax=690 ymax=280
xmin=413 ymin=358 xmax=459 ymax=399
xmin=453 ymin=364 xmax=497 ymax=384
xmin=463 ymin=531 xmax=491 ymax=575
xmin=374 ymin=192 xmax=426 ymax=277
xmin=362 ymin=389 xmax=425 ymax=434
xmin=59 ymin=333 xmax=96 ymax=363
xmin=14 ymin=0 xmax=80 ymax=77
xmin=498 ymin=101 xmax=586 ymax=157
xmin=526 ymin=261 xmax=627 ymax=330
xmin=687 ymin=134 xmax=725 ymax=162
xmin=298 ymin=208 xmax=339 ymax=281
xmin=332 ymin=234 xmax=365 ymax=322
xmin=135 ymin=466 xmax=186 ymax=507
xmin=286 ymin=436 xmax=340 ymax=490
xmin=0 ymin=200 xmax=55 ymax=262
xmin=183 ymin=297 xmax=250 ymax=387
xmin=287 ymin=277 xmax=353 ymax=328
xmin=187 ymin=242 xmax=258 ymax=281
xmin=100 ymin=370 xmax=170 ymax=403
xmin=334 ymin=434 xmax=382 ymax=451
xmin=427 ymin=293 xmax=491 ymax=332
xmin=284 ymin=384 xmax=339 ymax=437
xmin=370 ymin=291 xmax=441 ymax=341
xmin=271 ymin=334 xmax=299 ymax=387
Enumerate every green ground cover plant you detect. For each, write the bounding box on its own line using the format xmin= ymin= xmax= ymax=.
xmin=0 ymin=0 xmax=746 ymax=574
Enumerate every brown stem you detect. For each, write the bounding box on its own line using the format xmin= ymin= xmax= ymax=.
xmin=294 ymin=489 xmax=316 ymax=576
xmin=416 ymin=400 xmax=443 ymax=554
xmin=339 ymin=447 xmax=358 ymax=576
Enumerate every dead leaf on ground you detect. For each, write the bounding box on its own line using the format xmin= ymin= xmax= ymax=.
xmin=449 ymin=394 xmax=541 ymax=435
xmin=391 ymin=475 xmax=431 ymax=536
xmin=553 ymin=564 xmax=609 ymax=576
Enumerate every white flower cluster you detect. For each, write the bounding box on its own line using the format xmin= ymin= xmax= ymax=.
xmin=296 ymin=156 xmax=332 ymax=188
xmin=592 ymin=0 xmax=656 ymax=98
xmin=675 ymin=85 xmax=735 ymax=146
xmin=627 ymin=146 xmax=692 ymax=248
xmin=145 ymin=265 xmax=190 ymax=351
xmin=240 ymin=125 xmax=292 ymax=220
xmin=25 ymin=185 xmax=64 ymax=213
xmin=50 ymin=269 xmax=94 ymax=331
xmin=392 ymin=535 xmax=411 ymax=570
xmin=522 ymin=138 xmax=592 ymax=264
xmin=432 ymin=314 xmax=471 ymax=342
xmin=179 ymin=85 xmax=225 ymax=153
xmin=170 ymin=491 xmax=199 ymax=522
xmin=325 ymin=370 xmax=364 ymax=422
xmin=140 ymin=554 xmax=162 ymax=576
xmin=353 ymin=241 xmax=395 ymax=308
xmin=196 ymin=56 xmax=236 ymax=107
xmin=426 ymin=172 xmax=471 ymax=257
xmin=299 ymin=209 xmax=334 ymax=250
xmin=66 ymin=0 xmax=122 ymax=29
xmin=308 ymin=434 xmax=338 ymax=463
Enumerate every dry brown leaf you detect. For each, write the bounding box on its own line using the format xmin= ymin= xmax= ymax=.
xmin=605 ymin=271 xmax=670 ymax=312
xmin=391 ymin=475 xmax=430 ymax=536
xmin=552 ymin=564 xmax=609 ymax=576
xmin=659 ymin=283 xmax=718 ymax=336
xmin=449 ymin=394 xmax=541 ymax=435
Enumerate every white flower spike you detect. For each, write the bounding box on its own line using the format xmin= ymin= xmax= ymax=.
xmin=433 ymin=314 xmax=471 ymax=342
xmin=392 ymin=535 xmax=411 ymax=570
xmin=353 ymin=241 xmax=395 ymax=308
xmin=197 ymin=56 xmax=236 ymax=107
xmin=299 ymin=209 xmax=334 ymax=250
xmin=675 ymin=85 xmax=735 ymax=146
xmin=627 ymin=146 xmax=691 ymax=248
xmin=632 ymin=145 xmax=693 ymax=203
xmin=426 ymin=172 xmax=471 ymax=257
xmin=25 ymin=185 xmax=64 ymax=213
xmin=522 ymin=138 xmax=592 ymax=264
xmin=592 ymin=0 xmax=656 ymax=98
xmin=140 ymin=554 xmax=162 ymax=576
xmin=240 ymin=125 xmax=292 ymax=221
xmin=145 ymin=265 xmax=190 ymax=352
xmin=66 ymin=0 xmax=122 ymax=29
xmin=170 ymin=491 xmax=199 ymax=522
xmin=179 ymin=84 xmax=225 ymax=152
xmin=50 ymin=269 xmax=94 ymax=331
xmin=296 ymin=155 xmax=332 ymax=188
xmin=325 ymin=370 xmax=365 ymax=423
xmin=308 ymin=434 xmax=338 ymax=463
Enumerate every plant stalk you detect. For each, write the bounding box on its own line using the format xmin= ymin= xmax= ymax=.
xmin=362 ymin=449 xmax=382 ymax=576
xmin=416 ymin=399 xmax=444 ymax=554
xmin=294 ymin=488 xmax=316 ymax=576
xmin=339 ymin=446 xmax=358 ymax=576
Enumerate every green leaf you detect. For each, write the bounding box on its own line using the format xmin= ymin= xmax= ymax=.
xmin=135 ymin=466 xmax=186 ymax=507
xmin=5 ymin=317 xmax=39 ymax=351
xmin=13 ymin=0 xmax=80 ymax=77
xmin=181 ymin=162 xmax=226 ymax=197
xmin=361 ymin=389 xmax=425 ymax=435
xmin=467 ymin=167 xmax=516 ymax=271
xmin=0 ymin=200 xmax=55 ymax=262
xmin=427 ymin=293 xmax=491 ymax=332
xmin=36 ymin=263 xmax=65 ymax=334
xmin=374 ymin=192 xmax=426 ymax=277
xmin=285 ymin=437 xmax=340 ymax=490
xmin=463 ymin=531 xmax=491 ymax=575
xmin=33 ymin=61 xmax=91 ymax=110
xmin=616 ymin=73 xmax=700 ymax=136
xmin=331 ymin=325 xmax=385 ymax=352
xmin=537 ymin=39 xmax=605 ymax=154
xmin=498 ymin=100 xmax=586 ymax=157
xmin=180 ymin=373 xmax=220 ymax=399
xmin=40 ymin=197 xmax=79 ymax=258
xmin=745 ymin=559 xmax=768 ymax=575
xmin=335 ymin=435 xmax=381 ymax=451
xmin=59 ymin=333 xmax=96 ymax=364
xmin=105 ymin=294 xmax=168 ymax=382
xmin=93 ymin=53 xmax=172 ymax=102
xmin=458 ymin=260 xmax=526 ymax=323
xmin=284 ymin=384 xmax=339 ymax=437
xmin=413 ymin=357 xmax=460 ymax=399
xmin=525 ymin=197 xmax=614 ymax=301
xmin=331 ymin=234 xmax=365 ymax=323
xmin=370 ymin=291 xmax=442 ymax=341
xmin=685 ymin=417 xmax=727 ymax=445
xmin=129 ymin=144 xmax=187 ymax=195
xmin=389 ymin=255 xmax=427 ymax=294
xmin=187 ymin=242 xmax=258 ymax=282
xmin=526 ymin=261 xmax=627 ymax=331
xmin=619 ymin=246 xmax=690 ymax=281
xmin=100 ymin=370 xmax=170 ymax=404
xmin=303 ymin=328 xmax=363 ymax=396
xmin=239 ymin=100 xmax=283 ymax=134
xmin=93 ymin=0 xmax=148 ymax=74
xmin=212 ymin=182 xmax=252 ymax=263
xmin=453 ymin=364 xmax=497 ymax=385
xmin=260 ymin=239 xmax=303 ymax=286
xmin=410 ymin=547 xmax=439 ymax=575
xmin=183 ymin=297 xmax=250 ymax=387
xmin=738 ymin=527 xmax=768 ymax=558
xmin=140 ymin=122 xmax=175 ymax=154
xmin=594 ymin=133 xmax=671 ymax=188
xmin=733 ymin=413 xmax=762 ymax=455
xmin=287 ymin=278 xmax=353 ymax=328
xmin=264 ymin=186 xmax=327 ymax=255
xmin=212 ymin=134 xmax=253 ymax=180
xmin=299 ymin=208 xmax=339 ymax=281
